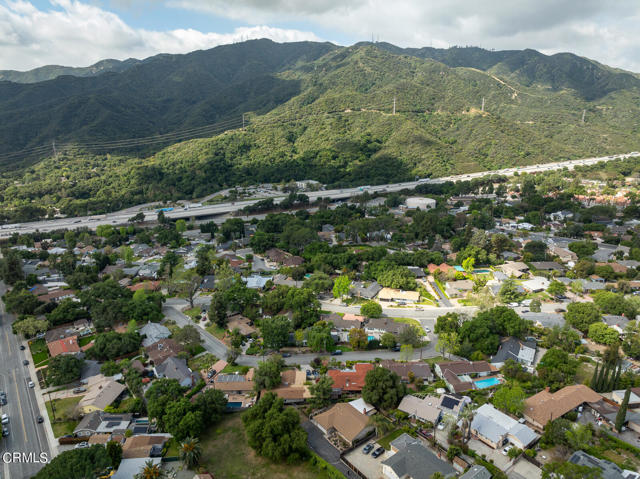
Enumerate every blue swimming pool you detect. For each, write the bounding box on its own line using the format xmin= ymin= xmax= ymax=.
xmin=227 ymin=402 xmax=243 ymax=409
xmin=475 ymin=377 xmax=501 ymax=389
xmin=454 ymin=265 xmax=465 ymax=272
xmin=473 ymin=269 xmax=491 ymax=274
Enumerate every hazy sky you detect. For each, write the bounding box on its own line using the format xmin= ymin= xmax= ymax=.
xmin=1 ymin=0 xmax=639 ymax=72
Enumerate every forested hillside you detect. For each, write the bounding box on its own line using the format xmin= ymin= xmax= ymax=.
xmin=1 ymin=40 xmax=640 ymax=222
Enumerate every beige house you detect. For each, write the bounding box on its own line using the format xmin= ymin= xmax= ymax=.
xmin=378 ymin=288 xmax=420 ymax=303
xmin=76 ymin=378 xmax=127 ymax=414
xmin=313 ymin=403 xmax=373 ymax=446
xmin=523 ymin=385 xmax=601 ymax=430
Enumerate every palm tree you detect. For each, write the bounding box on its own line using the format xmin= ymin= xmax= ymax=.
xmin=369 ymin=414 xmax=393 ymax=437
xmin=134 ymin=460 xmax=166 ymax=479
xmin=431 ymin=473 xmax=445 ymax=479
xmin=179 ymin=436 xmax=202 ymax=469
xmin=458 ymin=407 xmax=474 ymax=443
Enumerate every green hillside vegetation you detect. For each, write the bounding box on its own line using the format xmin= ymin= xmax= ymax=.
xmin=0 ymin=58 xmax=141 ymax=83
xmin=1 ymin=42 xmax=640 ymax=222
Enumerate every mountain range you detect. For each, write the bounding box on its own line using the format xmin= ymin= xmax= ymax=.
xmin=0 ymin=39 xmax=639 ymax=222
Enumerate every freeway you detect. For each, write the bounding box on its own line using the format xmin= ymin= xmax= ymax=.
xmin=0 ymin=284 xmax=51 ymax=479
xmin=1 ymin=152 xmax=637 ymax=236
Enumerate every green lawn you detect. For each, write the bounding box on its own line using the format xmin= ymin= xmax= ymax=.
xmin=221 ymin=364 xmax=251 ymax=374
xmin=335 ymin=345 xmax=353 ymax=352
xmin=164 ymin=437 xmax=181 ymax=457
xmin=45 ymin=396 xmax=82 ymax=437
xmin=206 ymin=324 xmax=227 ymax=340
xmin=29 ymin=338 xmax=49 ymax=365
xmin=78 ymin=335 xmax=95 ymax=347
xmin=378 ymin=429 xmax=405 ymax=450
xmin=200 ymin=413 xmax=333 ymax=479
xmin=576 ymin=361 xmax=596 ymax=385
xmin=184 ymin=306 xmax=202 ymax=321
xmin=188 ymin=353 xmax=218 ymax=372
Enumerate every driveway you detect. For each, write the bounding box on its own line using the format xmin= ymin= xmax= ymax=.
xmin=302 ymin=420 xmax=353 ymax=478
xmin=467 ymin=438 xmax=513 ymax=471
xmin=344 ymin=442 xmax=390 ymax=479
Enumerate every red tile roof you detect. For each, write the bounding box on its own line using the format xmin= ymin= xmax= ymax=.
xmin=328 ymin=363 xmax=374 ymax=392
xmin=47 ymin=336 xmax=81 ymax=357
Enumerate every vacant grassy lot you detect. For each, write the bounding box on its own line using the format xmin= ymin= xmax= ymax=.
xmin=45 ymin=396 xmax=82 ymax=437
xmin=200 ymin=414 xmax=332 ymax=479
xmin=575 ymin=361 xmax=595 ymax=385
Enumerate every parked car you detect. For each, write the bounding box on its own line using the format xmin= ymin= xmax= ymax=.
xmin=22 ymin=360 xmax=29 ymax=366
xmin=372 ymin=447 xmax=385 ymax=458
xmin=502 ymin=445 xmax=513 ymax=456
xmin=207 ymin=370 xmax=216 ymax=379
xmin=74 ymin=442 xmax=90 ymax=449
xmin=19 ymin=345 xmax=25 ymax=351
xmin=281 ymin=352 xmax=292 ymax=358
xmin=28 ymin=381 xmax=35 ymax=388
xmin=362 ymin=443 xmax=374 ymax=454
xmin=36 ymin=415 xmax=44 ymax=424
xmin=2 ymin=427 xmax=8 ymax=437
xmin=72 ymin=387 xmax=86 ymax=393
xmin=331 ymin=350 xmax=342 ymax=356
xmin=1 ymin=414 xmax=8 ymax=424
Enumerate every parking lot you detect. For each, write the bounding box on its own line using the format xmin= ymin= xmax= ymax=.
xmin=344 ymin=441 xmax=390 ymax=479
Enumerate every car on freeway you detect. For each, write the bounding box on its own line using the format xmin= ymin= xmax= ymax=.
xmin=362 ymin=443 xmax=374 ymax=454
xmin=371 ymin=447 xmax=385 ymax=458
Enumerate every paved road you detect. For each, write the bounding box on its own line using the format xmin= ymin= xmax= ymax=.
xmin=428 ymin=280 xmax=452 ymax=308
xmin=302 ymin=420 xmax=353 ymax=478
xmin=0 ymin=284 xmax=51 ymax=479
xmin=1 ymin=152 xmax=636 ymax=236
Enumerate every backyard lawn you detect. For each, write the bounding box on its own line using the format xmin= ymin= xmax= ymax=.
xmin=29 ymin=339 xmax=49 ymax=366
xmin=378 ymin=428 xmax=405 ymax=450
xmin=188 ymin=353 xmax=218 ymax=372
xmin=200 ymin=413 xmax=334 ymax=479
xmin=575 ymin=361 xmax=595 ymax=385
xmin=78 ymin=334 xmax=95 ymax=347
xmin=45 ymin=396 xmax=82 ymax=437
xmin=206 ymin=323 xmax=227 ymax=340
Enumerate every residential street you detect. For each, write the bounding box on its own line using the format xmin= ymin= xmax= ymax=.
xmin=0 ymin=283 xmax=51 ymax=479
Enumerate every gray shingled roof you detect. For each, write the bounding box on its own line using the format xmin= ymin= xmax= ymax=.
xmin=382 ymin=435 xmax=455 ymax=479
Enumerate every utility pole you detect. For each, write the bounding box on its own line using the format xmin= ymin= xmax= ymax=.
xmin=581 ymin=109 xmax=586 ymax=123
xmin=52 ymin=141 xmax=57 ymax=158
xmin=242 ymin=113 xmax=245 ymax=130
xmin=393 ymin=97 xmax=396 ymax=115
xmin=481 ymin=97 xmax=485 ymax=112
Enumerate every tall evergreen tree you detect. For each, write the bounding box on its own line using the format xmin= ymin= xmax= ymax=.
xmin=615 ymin=387 xmax=631 ymax=432
xmin=597 ymin=362 xmax=609 ymax=392
xmin=591 ymin=362 xmax=599 ymax=390
xmin=612 ymin=362 xmax=622 ymax=391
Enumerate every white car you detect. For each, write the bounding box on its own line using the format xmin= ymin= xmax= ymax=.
xmin=502 ymin=445 xmax=513 ymax=456
xmin=74 ymin=442 xmax=89 ymax=449
xmin=1 ymin=414 xmax=8 ymax=424
xmin=28 ymin=381 xmax=35 ymax=388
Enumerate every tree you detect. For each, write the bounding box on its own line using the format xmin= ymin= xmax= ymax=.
xmin=129 ymin=212 xmax=145 ymax=223
xmin=309 ymin=375 xmax=333 ymax=409
xmin=537 ymin=348 xmax=579 ymax=391
xmin=0 ymin=249 xmax=24 ymax=285
xmin=86 ymin=332 xmax=141 ymax=360
xmin=163 ymin=398 xmax=204 ymax=440
xmin=360 ymin=301 xmax=382 ymax=318
xmin=135 ymin=459 xmax=167 ymax=479
xmin=462 ymin=256 xmax=475 ymax=273
xmin=362 ymin=367 xmax=407 ymax=410
xmin=381 ymin=332 xmax=397 ymax=349
xmin=569 ymin=241 xmax=598 ymax=259
xmin=492 ymin=384 xmax=525 ymax=415
xmin=145 ymin=379 xmax=187 ymax=429
xmin=616 ymin=387 xmax=631 ymax=432
xmin=209 ymin=291 xmax=228 ymax=328
xmin=179 ymin=437 xmax=202 ymax=469
xmin=171 ymin=269 xmax=202 ymax=309
xmin=547 ymin=280 xmax=567 ymax=296
xmin=261 ymin=316 xmax=291 ymax=350
xmin=254 ymin=355 xmax=285 ymax=391
xmin=175 ymin=219 xmax=187 ymax=233
xmin=349 ymin=328 xmax=368 ymax=350
xmin=105 ymin=440 xmax=123 ymax=469
xmin=436 ymin=332 xmax=459 ymax=359
xmin=565 ymin=302 xmax=602 ymax=333
xmin=242 ymin=392 xmax=308 ymax=463
xmin=13 ymin=316 xmax=48 ymax=337
xmin=565 ymin=424 xmax=592 ymax=451
xmin=194 ymin=389 xmax=227 ymax=427
xmin=120 ymin=246 xmax=134 ymax=266
xmin=588 ymin=322 xmax=619 ymax=345
xmin=173 ymin=325 xmax=202 ymax=352
xmin=33 ymin=445 xmax=112 ymax=479
xmin=47 ymin=355 xmax=84 ymax=386
xmin=499 ymin=278 xmax=523 ymax=304
xmin=332 ymin=275 xmax=351 ymax=299
xmin=160 ymin=250 xmax=180 ymax=278
xmin=542 ymin=461 xmax=602 ymax=479
xmin=530 ymin=298 xmax=542 ymax=313
xmin=523 ymin=241 xmax=548 ymax=262
xmin=398 ymin=325 xmax=422 ymax=348
xmin=306 ymin=321 xmax=334 ymax=352
xmin=435 ymin=313 xmax=461 ymax=334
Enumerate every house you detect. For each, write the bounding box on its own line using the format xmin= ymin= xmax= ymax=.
xmin=272 ymin=369 xmax=311 ymax=404
xmin=74 ymin=411 xmax=104 ymax=437
xmin=76 ymin=379 xmax=127 ymax=414
xmin=407 ymin=266 xmax=426 ymax=278
xmin=113 ymin=458 xmax=162 ymax=479
xmin=364 ymin=318 xmax=409 ymax=340
xmin=37 ymin=288 xmax=76 ymax=304
xmin=47 ymin=335 xmax=81 ymax=357
xmin=381 ymin=433 xmax=455 ymax=479
xmin=327 ymin=363 xmax=374 ymax=394
xmin=530 ymin=261 xmax=565 ymax=273
xmin=350 ymin=281 xmax=383 ymax=300
xmin=348 ymin=397 xmax=376 ymax=416
xmin=227 ymin=314 xmax=257 ymax=337
xmin=597 ymin=262 xmax=628 ymax=274
xmin=521 ymin=276 xmax=550 ymax=293
xmin=437 ymin=393 xmax=471 ymax=418
xmin=242 ymin=274 xmax=272 ymax=290
xmin=612 ymin=388 xmax=640 ymax=409
xmin=499 ymin=262 xmax=529 ymax=278
xmin=155 ymin=356 xmax=195 ymax=388
xmin=603 ymin=315 xmax=630 ymax=335
xmin=460 ymin=465 xmax=492 ymax=479
xmin=470 ymin=404 xmax=539 ymax=450
xmin=264 ymin=248 xmax=304 ymax=267
xmin=427 ymin=263 xmax=455 ymax=275
xmin=445 ymin=280 xmax=474 ymax=298
xmin=588 ymin=398 xmax=640 ymax=434
xmin=324 ymin=313 xmax=360 ymax=342
xmin=122 ymin=434 xmax=171 ymax=459
xmin=491 ymin=337 xmax=537 ymax=368
xmin=139 ymin=322 xmax=171 ymax=347
xmin=397 ymin=395 xmax=441 ymax=424
xmin=523 ymin=385 xmax=601 ymax=430
xmin=550 ymin=246 xmax=578 ymax=263
xmin=568 ymin=451 xmax=625 ymax=479
xmin=200 ymin=275 xmax=216 ymax=291
xmin=379 ymin=360 xmax=434 ymax=384
xmin=520 ymin=312 xmax=565 ymax=329
xmin=145 ymin=339 xmax=183 ymax=366
xmin=434 ymin=361 xmax=496 ymax=393
xmin=213 ymin=368 xmax=255 ymax=394
xmin=313 ymin=403 xmax=373 ymax=447
xmin=378 ymin=288 xmax=420 ymax=303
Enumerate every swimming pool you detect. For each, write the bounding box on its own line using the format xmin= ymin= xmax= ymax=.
xmin=227 ymin=402 xmax=243 ymax=409
xmin=475 ymin=377 xmax=501 ymax=389
xmin=454 ymin=265 xmax=465 ymax=272
xmin=473 ymin=269 xmax=492 ymax=274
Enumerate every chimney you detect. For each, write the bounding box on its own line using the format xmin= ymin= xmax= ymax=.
xmin=363 ymin=408 xmax=366 ymax=415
